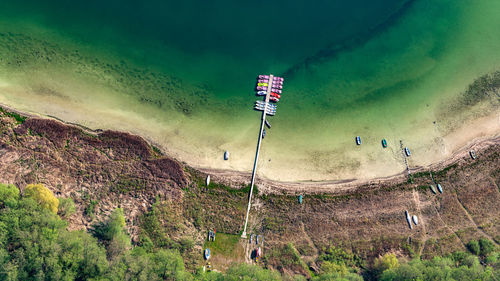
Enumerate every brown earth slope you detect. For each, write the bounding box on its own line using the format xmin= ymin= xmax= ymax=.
xmin=0 ymin=108 xmax=499 ymax=275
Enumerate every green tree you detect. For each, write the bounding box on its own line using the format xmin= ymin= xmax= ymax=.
xmin=373 ymin=253 xmax=399 ymax=276
xmin=0 ymin=183 xmax=19 ymax=208
xmin=479 ymin=238 xmax=495 ymax=256
xmin=0 ymin=184 xmax=109 ymax=280
xmin=467 ymin=240 xmax=481 ymax=255
xmin=24 ymin=183 xmax=59 ymax=214
xmin=94 ymin=208 xmax=132 ymax=260
xmin=223 ymin=263 xmax=282 ymax=281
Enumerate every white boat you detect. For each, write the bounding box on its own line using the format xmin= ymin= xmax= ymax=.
xmin=355 ymin=136 xmax=361 ymax=145
xmin=256 ymin=91 xmax=267 ymax=96
xmin=204 ymin=248 xmax=210 ymax=260
xmin=412 ymin=215 xmax=418 ymax=225
xmin=437 ymin=184 xmax=443 ymax=193
xmin=405 ymin=147 xmax=411 ymax=157
xmin=224 ymin=150 xmax=229 ymax=160
xmin=206 ymin=175 xmax=210 ymax=186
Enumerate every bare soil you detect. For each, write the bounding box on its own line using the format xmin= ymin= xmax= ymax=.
xmin=0 ymin=108 xmax=499 ymax=275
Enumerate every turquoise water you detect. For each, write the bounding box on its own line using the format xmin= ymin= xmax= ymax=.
xmin=0 ymin=0 xmax=499 ymax=180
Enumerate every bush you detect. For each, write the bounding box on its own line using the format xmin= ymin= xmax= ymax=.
xmin=373 ymin=253 xmax=399 ymax=276
xmin=467 ymin=240 xmax=481 ymax=255
xmin=479 ymin=238 xmax=495 ymax=256
xmin=224 ymin=263 xmax=282 ymax=281
xmin=24 ymin=183 xmax=59 ymax=214
xmin=58 ymin=197 xmax=76 ymax=218
xmin=0 ymin=183 xmax=19 ymax=208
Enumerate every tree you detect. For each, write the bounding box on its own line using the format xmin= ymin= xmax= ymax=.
xmin=479 ymin=238 xmax=495 ymax=256
xmin=373 ymin=253 xmax=399 ymax=276
xmin=467 ymin=240 xmax=481 ymax=255
xmin=24 ymin=183 xmax=59 ymax=214
xmin=224 ymin=263 xmax=282 ymax=281
xmin=0 ymin=183 xmax=19 ymax=208
xmin=93 ymin=208 xmax=131 ymax=260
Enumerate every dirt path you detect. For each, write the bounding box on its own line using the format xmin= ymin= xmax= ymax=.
xmin=454 ymin=189 xmax=499 ymax=246
xmin=300 ymin=221 xmax=319 ymax=262
xmin=412 ymin=189 xmax=427 ymax=257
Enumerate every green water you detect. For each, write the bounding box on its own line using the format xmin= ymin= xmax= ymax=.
xmin=0 ymin=0 xmax=499 ymax=180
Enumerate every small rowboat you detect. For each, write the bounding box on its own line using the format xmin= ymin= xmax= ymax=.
xmin=430 ymin=185 xmax=437 ymax=194
xmin=412 ymin=215 xmax=418 ymax=225
xmin=437 ymin=184 xmax=443 ymax=193
xmin=356 ymin=136 xmax=361 ymax=145
xmin=206 ymin=175 xmax=210 ymax=187
xmin=405 ymin=147 xmax=411 ymax=157
xmin=381 ymin=139 xmax=387 ymax=148
xmin=204 ymin=248 xmax=210 ymax=260
xmin=470 ymin=150 xmax=477 ymax=159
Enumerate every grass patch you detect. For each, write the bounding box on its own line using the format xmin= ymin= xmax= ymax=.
xmin=151 ymin=145 xmax=163 ymax=156
xmin=203 ymin=232 xmax=242 ymax=257
xmin=84 ymin=200 xmax=98 ymax=218
xmin=0 ymin=107 xmax=27 ymax=123
xmin=111 ymin=176 xmax=147 ymax=193
xmin=433 ymin=164 xmax=458 ymax=178
xmin=206 ymin=181 xmax=257 ymax=195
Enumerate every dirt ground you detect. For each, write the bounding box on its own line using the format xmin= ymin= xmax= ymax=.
xmin=0 ymin=109 xmax=499 ymax=275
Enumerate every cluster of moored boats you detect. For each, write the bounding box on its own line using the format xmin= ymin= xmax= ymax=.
xmin=254 ymin=74 xmax=284 ymax=140
xmin=256 ymin=75 xmax=284 ymax=103
xmin=255 ymin=100 xmax=276 ymax=116
xmin=355 ymin=136 xmax=411 ymax=156
xmin=254 ymin=75 xmax=284 ymax=117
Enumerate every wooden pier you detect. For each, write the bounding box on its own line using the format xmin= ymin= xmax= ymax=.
xmin=241 ymin=75 xmax=274 ymax=238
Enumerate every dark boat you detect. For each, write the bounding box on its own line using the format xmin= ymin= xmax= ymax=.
xmin=381 ymin=139 xmax=387 ymax=148
xmin=355 ymin=136 xmax=361 ymax=145
xmin=470 ymin=150 xmax=477 ymax=159
xmin=265 ymin=120 xmax=271 ymax=129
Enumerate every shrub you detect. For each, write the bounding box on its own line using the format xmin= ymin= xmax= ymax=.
xmin=24 ymin=183 xmax=59 ymax=214
xmin=467 ymin=240 xmax=481 ymax=255
xmin=58 ymin=197 xmax=76 ymax=218
xmin=374 ymin=253 xmax=399 ymax=276
xmin=479 ymin=238 xmax=495 ymax=256
xmin=0 ymin=183 xmax=20 ymax=208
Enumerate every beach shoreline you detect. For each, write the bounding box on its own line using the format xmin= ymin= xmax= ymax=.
xmin=1 ymin=102 xmax=498 ymax=193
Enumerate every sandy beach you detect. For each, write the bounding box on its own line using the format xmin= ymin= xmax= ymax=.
xmin=0 ymin=87 xmax=498 ymax=189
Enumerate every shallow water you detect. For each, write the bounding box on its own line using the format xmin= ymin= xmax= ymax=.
xmin=0 ymin=0 xmax=499 ymax=181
